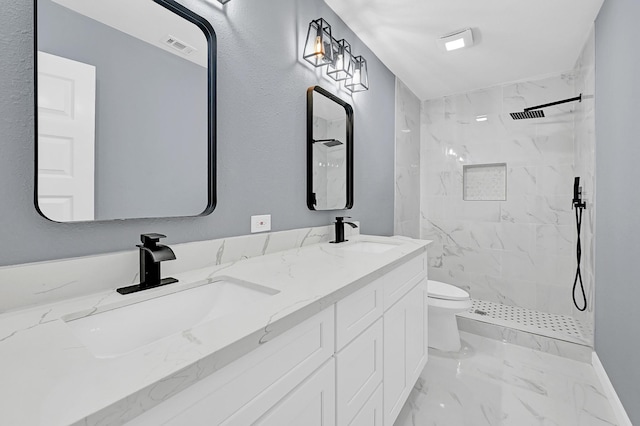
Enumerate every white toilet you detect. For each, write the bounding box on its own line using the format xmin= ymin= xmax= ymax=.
xmin=427 ymin=280 xmax=472 ymax=352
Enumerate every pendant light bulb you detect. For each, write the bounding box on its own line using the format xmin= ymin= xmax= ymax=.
xmin=353 ymin=68 xmax=361 ymax=84
xmin=315 ymin=35 xmax=324 ymax=56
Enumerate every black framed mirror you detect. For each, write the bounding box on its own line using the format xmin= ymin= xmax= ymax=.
xmin=307 ymin=86 xmax=353 ymax=211
xmin=34 ymin=0 xmax=216 ymax=222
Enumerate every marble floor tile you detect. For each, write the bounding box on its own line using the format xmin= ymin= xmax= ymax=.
xmin=395 ymin=332 xmax=617 ymax=426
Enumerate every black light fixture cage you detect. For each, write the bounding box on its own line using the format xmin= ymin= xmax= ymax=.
xmin=302 ymin=17 xmax=369 ymax=92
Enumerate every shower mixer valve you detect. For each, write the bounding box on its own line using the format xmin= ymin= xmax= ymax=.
xmin=572 ymin=177 xmax=586 ymax=209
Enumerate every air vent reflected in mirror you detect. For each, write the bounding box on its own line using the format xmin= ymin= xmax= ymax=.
xmin=162 ymin=35 xmax=196 ymax=55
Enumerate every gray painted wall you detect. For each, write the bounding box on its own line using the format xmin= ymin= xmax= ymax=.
xmin=38 ymin=0 xmax=209 ymax=219
xmin=0 ymin=0 xmax=396 ymax=266
xmin=595 ymin=0 xmax=640 ymax=422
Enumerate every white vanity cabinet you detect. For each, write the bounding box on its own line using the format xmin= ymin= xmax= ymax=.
xmin=127 ymin=252 xmax=428 ymax=426
xmin=334 ymin=252 xmax=428 ymax=426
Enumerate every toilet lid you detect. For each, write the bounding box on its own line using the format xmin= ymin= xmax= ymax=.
xmin=427 ymin=280 xmax=469 ymax=301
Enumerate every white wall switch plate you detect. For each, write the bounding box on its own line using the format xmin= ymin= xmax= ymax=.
xmin=251 ymin=214 xmax=271 ymax=233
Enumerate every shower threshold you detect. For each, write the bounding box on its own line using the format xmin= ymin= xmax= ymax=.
xmin=457 ymin=299 xmax=592 ymax=347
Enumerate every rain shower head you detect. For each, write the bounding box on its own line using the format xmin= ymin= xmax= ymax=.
xmin=510 ymin=94 xmax=582 ymax=120
xmin=313 ymin=138 xmax=343 ymax=147
xmin=510 ymin=110 xmax=545 ymax=120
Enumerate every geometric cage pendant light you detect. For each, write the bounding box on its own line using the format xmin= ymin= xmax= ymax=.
xmin=302 ymin=17 xmax=369 ymax=92
xmin=303 ymin=18 xmax=334 ymax=67
xmin=327 ymin=39 xmax=354 ymax=81
xmin=344 ymin=56 xmax=368 ymax=92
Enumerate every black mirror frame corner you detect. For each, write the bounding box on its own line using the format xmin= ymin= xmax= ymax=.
xmin=153 ymin=0 xmax=218 ymax=218
xmin=306 ymin=85 xmax=354 ymax=211
xmin=33 ymin=0 xmax=217 ymax=222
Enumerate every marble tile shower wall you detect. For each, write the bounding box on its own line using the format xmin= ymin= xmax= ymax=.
xmin=312 ymin=116 xmax=347 ymax=210
xmin=395 ymin=79 xmax=421 ymax=238
xmin=325 ymin=118 xmax=348 ymax=209
xmin=420 ymin=70 xmax=593 ymax=323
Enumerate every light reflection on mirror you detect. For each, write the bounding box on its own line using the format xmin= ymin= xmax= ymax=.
xmin=35 ymin=0 xmax=215 ymax=222
xmin=307 ymin=86 xmax=353 ymax=211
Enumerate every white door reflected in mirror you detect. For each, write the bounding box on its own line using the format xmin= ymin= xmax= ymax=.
xmin=37 ymin=51 xmax=96 ymax=222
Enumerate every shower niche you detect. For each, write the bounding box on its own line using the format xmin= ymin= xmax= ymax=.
xmin=463 ymin=163 xmax=507 ymax=201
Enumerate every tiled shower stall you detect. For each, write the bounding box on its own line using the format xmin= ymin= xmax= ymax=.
xmin=395 ymin=30 xmax=595 ymax=345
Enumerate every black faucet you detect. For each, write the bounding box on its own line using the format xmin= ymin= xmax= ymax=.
xmin=331 ymin=216 xmax=358 ymax=244
xmin=117 ymin=233 xmax=178 ymax=295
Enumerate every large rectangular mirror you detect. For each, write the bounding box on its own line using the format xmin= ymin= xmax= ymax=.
xmin=307 ymin=86 xmax=353 ymax=210
xmin=35 ymin=0 xmax=216 ymax=222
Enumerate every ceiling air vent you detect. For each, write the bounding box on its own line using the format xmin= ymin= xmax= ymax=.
xmin=162 ymin=35 xmax=196 ymax=55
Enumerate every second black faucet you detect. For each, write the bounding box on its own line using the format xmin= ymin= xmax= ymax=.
xmin=331 ymin=216 xmax=358 ymax=244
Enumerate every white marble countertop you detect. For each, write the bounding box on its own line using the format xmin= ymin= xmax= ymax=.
xmin=0 ymin=235 xmax=429 ymax=426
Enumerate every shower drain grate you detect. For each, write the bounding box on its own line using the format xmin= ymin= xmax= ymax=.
xmin=466 ymin=300 xmax=586 ymax=339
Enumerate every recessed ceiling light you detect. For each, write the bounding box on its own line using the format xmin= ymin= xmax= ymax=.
xmin=445 ymin=38 xmax=465 ymax=51
xmin=437 ymin=28 xmax=474 ymax=52
xmin=476 ymin=115 xmax=488 ymax=122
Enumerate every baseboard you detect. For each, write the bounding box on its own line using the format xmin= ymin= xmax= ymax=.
xmin=592 ymin=352 xmax=632 ymax=426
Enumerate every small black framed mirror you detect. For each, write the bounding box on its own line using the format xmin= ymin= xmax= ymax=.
xmin=34 ymin=0 xmax=216 ymax=222
xmin=307 ymin=86 xmax=353 ymax=210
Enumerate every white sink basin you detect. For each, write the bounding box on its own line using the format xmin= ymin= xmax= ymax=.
xmin=336 ymin=240 xmax=400 ymax=254
xmin=64 ymin=277 xmax=279 ymax=358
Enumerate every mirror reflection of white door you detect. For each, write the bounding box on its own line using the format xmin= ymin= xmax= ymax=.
xmin=37 ymin=51 xmax=96 ymax=221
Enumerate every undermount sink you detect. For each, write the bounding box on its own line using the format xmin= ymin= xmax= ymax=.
xmin=336 ymin=240 xmax=400 ymax=254
xmin=64 ymin=277 xmax=279 ymax=358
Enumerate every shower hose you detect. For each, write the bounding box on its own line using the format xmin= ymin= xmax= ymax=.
xmin=573 ymin=206 xmax=587 ymax=312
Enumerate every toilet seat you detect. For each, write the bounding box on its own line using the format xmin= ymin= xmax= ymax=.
xmin=427 ymin=280 xmax=469 ymax=301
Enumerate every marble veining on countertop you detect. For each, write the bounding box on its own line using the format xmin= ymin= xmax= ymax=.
xmin=0 ymin=234 xmax=429 ymax=426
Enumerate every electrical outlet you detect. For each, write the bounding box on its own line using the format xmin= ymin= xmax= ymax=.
xmin=251 ymin=214 xmax=271 ymax=233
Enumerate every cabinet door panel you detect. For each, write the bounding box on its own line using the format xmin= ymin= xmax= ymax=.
xmin=383 ymin=280 xmax=428 ymax=426
xmin=405 ymin=280 xmax=428 ymax=384
xmin=348 ymin=384 xmax=383 ymax=426
xmin=336 ymin=319 xmax=383 ymax=425
xmin=383 ymin=297 xmax=407 ymax=426
xmin=254 ymin=359 xmax=335 ymax=426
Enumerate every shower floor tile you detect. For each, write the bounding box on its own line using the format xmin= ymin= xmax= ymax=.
xmin=394 ymin=332 xmax=617 ymax=426
xmin=459 ymin=299 xmax=592 ymax=345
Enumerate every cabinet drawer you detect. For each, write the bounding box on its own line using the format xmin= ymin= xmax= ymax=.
xmin=383 ymin=254 xmax=426 ymax=310
xmin=336 ymin=318 xmax=383 ymax=426
xmin=128 ymin=307 xmax=335 ymax=426
xmin=335 ymin=279 xmax=383 ymax=350
xmin=348 ymin=384 xmax=383 ymax=426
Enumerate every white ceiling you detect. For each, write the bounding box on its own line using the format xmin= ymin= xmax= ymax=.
xmin=324 ymin=0 xmax=604 ymax=100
